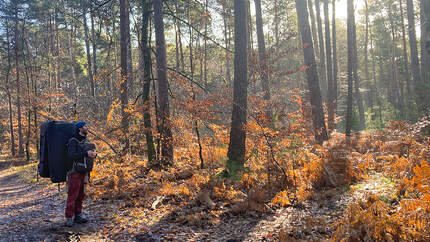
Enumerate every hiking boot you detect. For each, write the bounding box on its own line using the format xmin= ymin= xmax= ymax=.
xmin=65 ymin=217 xmax=74 ymax=227
xmin=74 ymin=213 xmax=88 ymax=224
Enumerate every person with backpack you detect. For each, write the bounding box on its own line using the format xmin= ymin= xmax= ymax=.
xmin=65 ymin=121 xmax=97 ymax=227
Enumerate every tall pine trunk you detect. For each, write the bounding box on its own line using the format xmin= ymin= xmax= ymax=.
xmin=153 ymin=0 xmax=173 ymax=166
xmin=406 ymin=0 xmax=422 ymax=88
xmin=346 ymin=0 xmax=354 ymax=137
xmin=315 ymin=0 xmax=327 ymax=100
xmin=421 ymin=0 xmax=430 ymax=83
xmin=227 ymin=0 xmax=248 ymax=173
xmin=14 ymin=4 xmax=24 ymax=156
xmin=6 ymin=25 xmax=16 ymax=156
xmin=295 ymin=0 xmax=328 ymax=144
xmin=255 ymin=0 xmax=272 ymax=120
xmin=400 ymin=0 xmax=412 ymax=96
xmin=82 ymin=0 xmax=95 ymax=97
xmin=142 ymin=0 xmax=156 ymax=165
xmin=351 ymin=1 xmax=366 ymax=130
xmin=332 ymin=0 xmax=338 ymax=113
xmin=120 ymin=0 xmax=130 ymax=152
xmin=308 ymin=0 xmax=319 ymax=57
xmin=323 ymin=0 xmax=334 ymax=131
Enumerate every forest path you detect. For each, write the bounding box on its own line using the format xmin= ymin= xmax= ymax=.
xmin=0 ymin=157 xmax=110 ymax=242
xmin=243 ymin=172 xmax=396 ymax=241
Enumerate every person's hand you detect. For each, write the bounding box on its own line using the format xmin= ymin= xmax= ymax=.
xmin=87 ymin=150 xmax=97 ymax=158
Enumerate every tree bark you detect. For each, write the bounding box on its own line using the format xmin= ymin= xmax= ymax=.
xmin=399 ymin=0 xmax=412 ymax=96
xmin=142 ymin=0 xmax=157 ymax=165
xmin=5 ymin=25 xmax=16 ymax=156
xmin=421 ymin=0 xmax=430 ymax=83
xmin=120 ymin=0 xmax=130 ymax=152
xmin=406 ymin=0 xmax=422 ymax=87
xmin=82 ymin=0 xmax=95 ymax=97
xmin=332 ymin=0 xmax=338 ymax=113
xmin=323 ymin=0 xmax=334 ymax=132
xmin=227 ymin=0 xmax=248 ymax=172
xmin=222 ymin=3 xmax=232 ymax=86
xmin=255 ymin=0 xmax=272 ymax=120
xmin=14 ymin=3 xmax=24 ymax=156
xmin=90 ymin=6 xmax=98 ymax=77
xmin=315 ymin=0 xmax=327 ymax=100
xmin=351 ymin=0 xmax=366 ymax=130
xmin=154 ymin=0 xmax=173 ymax=165
xmin=346 ymin=0 xmax=354 ymax=137
xmin=308 ymin=0 xmax=319 ymax=57
xmin=295 ymin=0 xmax=328 ymax=144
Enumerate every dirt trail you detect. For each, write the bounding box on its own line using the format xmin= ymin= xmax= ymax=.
xmin=0 ymin=160 xmax=109 ymax=242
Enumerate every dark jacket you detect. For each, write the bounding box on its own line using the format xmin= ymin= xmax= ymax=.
xmin=67 ymin=133 xmax=88 ymax=172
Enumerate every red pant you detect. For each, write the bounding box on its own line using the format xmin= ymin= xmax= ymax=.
xmin=65 ymin=172 xmax=86 ymax=218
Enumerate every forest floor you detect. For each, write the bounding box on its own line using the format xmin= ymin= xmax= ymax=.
xmin=0 ymin=154 xmax=398 ymax=241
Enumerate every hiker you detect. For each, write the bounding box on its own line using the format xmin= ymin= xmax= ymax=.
xmin=65 ymin=121 xmax=97 ymax=227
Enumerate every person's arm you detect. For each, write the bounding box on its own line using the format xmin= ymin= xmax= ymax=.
xmin=67 ymin=138 xmax=87 ymax=161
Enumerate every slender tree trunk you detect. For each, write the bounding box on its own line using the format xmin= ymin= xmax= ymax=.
xmin=227 ymin=0 xmax=248 ymax=172
xmin=255 ymin=0 xmax=272 ymax=120
xmin=308 ymin=0 xmax=319 ymax=57
xmin=14 ymin=5 xmax=24 ymax=156
xmin=142 ymin=0 xmax=156 ymax=165
xmin=120 ymin=0 xmax=130 ymax=152
xmin=346 ymin=0 xmax=354 ymax=137
xmin=295 ymin=0 xmax=328 ymax=144
xmin=323 ymin=0 xmax=334 ymax=131
xmin=154 ymin=0 xmax=173 ymax=165
xmin=351 ymin=1 xmax=366 ymax=130
xmin=332 ymin=0 xmax=338 ymax=114
xmin=364 ymin=0 xmax=374 ymax=108
xmin=175 ymin=3 xmax=185 ymax=72
xmin=315 ymin=0 xmax=327 ymax=100
xmin=222 ymin=4 xmax=232 ymax=87
xmin=406 ymin=0 xmax=422 ymax=88
xmin=21 ymin=22 xmax=31 ymax=162
xmin=204 ymin=0 xmax=208 ymax=85
xmin=370 ymin=19 xmax=378 ymax=114
xmin=421 ymin=0 xmax=430 ymax=83
xmin=6 ymin=25 xmax=16 ymax=156
xmin=82 ymin=0 xmax=95 ymax=97
xmin=399 ymin=0 xmax=412 ymax=96
xmin=91 ymin=7 xmax=98 ymax=78
xmin=390 ymin=4 xmax=404 ymax=112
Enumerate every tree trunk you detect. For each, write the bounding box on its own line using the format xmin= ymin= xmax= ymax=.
xmin=346 ymin=0 xmax=354 ymax=137
xmin=332 ymin=0 xmax=338 ymax=113
xmin=153 ymin=0 xmax=173 ymax=166
xmin=315 ymin=0 xmax=327 ymax=100
xmin=308 ymin=0 xmax=319 ymax=57
xmin=255 ymin=0 xmax=272 ymax=120
xmin=323 ymin=0 xmax=334 ymax=132
xmin=227 ymin=0 xmax=248 ymax=173
xmin=6 ymin=25 xmax=16 ymax=156
xmin=365 ymin=0 xmax=375 ymax=108
xmin=14 ymin=5 xmax=24 ymax=156
xmin=295 ymin=0 xmax=328 ymax=144
xmin=406 ymin=0 xmax=422 ymax=88
xmin=222 ymin=4 xmax=232 ymax=87
xmin=82 ymin=0 xmax=95 ymax=97
xmin=90 ymin=7 xmax=98 ymax=77
xmin=399 ymin=0 xmax=412 ymax=96
xmin=388 ymin=4 xmax=403 ymax=110
xmin=421 ymin=0 xmax=430 ymax=83
xmin=351 ymin=0 xmax=366 ymax=130
xmin=142 ymin=0 xmax=157 ymax=165
xmin=120 ymin=0 xmax=130 ymax=152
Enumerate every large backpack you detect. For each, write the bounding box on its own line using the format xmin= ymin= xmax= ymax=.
xmin=38 ymin=121 xmax=75 ymax=183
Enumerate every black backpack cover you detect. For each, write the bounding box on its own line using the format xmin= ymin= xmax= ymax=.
xmin=38 ymin=121 xmax=75 ymax=183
